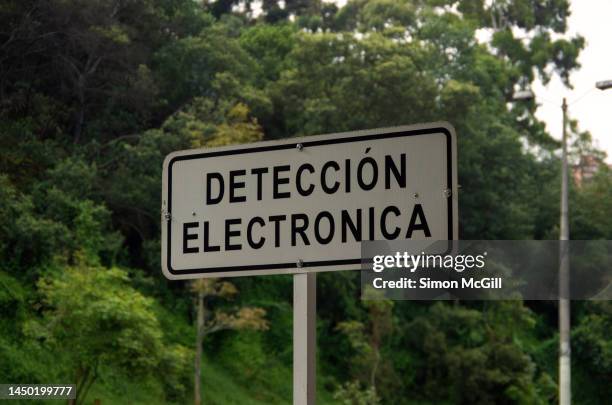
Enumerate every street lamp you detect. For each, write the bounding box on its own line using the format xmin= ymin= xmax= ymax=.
xmin=595 ymin=80 xmax=612 ymax=90
xmin=513 ymin=81 xmax=611 ymax=405
xmin=559 ymin=95 xmax=570 ymax=405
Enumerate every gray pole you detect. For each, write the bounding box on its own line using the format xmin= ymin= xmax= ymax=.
xmin=294 ymin=272 xmax=316 ymax=405
xmin=194 ymin=291 xmax=204 ymax=405
xmin=559 ymin=97 xmax=571 ymax=405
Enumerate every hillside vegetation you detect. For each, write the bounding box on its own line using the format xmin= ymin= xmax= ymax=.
xmin=1 ymin=1 xmax=611 ymax=404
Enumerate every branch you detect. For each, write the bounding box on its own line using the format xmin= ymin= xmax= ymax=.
xmin=59 ymin=55 xmax=82 ymax=78
xmin=0 ymin=5 xmax=36 ymax=50
xmin=78 ymin=368 xmax=97 ymax=405
xmin=202 ymin=322 xmax=232 ymax=336
xmin=86 ymin=57 xmax=103 ymax=76
xmin=112 ymin=204 xmax=156 ymax=222
xmin=110 ymin=1 xmax=121 ymax=19
xmin=102 ymin=133 xmax=141 ymax=147
xmin=75 ymin=366 xmax=90 ymax=404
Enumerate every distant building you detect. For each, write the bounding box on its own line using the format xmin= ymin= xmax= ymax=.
xmin=573 ymin=154 xmax=605 ymax=186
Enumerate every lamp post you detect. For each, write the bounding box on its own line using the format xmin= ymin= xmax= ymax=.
xmin=512 ymin=81 xmax=611 ymax=405
xmin=559 ymin=96 xmax=570 ymax=405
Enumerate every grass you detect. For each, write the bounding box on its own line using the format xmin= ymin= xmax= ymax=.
xmin=201 ymin=356 xmax=340 ymax=405
xmin=81 ymin=354 xmax=339 ymax=405
xmin=201 ymin=357 xmax=286 ymax=405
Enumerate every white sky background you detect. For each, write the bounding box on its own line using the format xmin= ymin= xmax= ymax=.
xmin=533 ymin=0 xmax=612 ymax=162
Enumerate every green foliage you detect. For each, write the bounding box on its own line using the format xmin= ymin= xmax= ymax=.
xmin=213 ymin=330 xmax=293 ymax=403
xmin=572 ymin=167 xmax=612 ymax=239
xmin=273 ymin=31 xmax=438 ymax=136
xmin=27 ymin=266 xmax=161 ymax=370
xmin=337 ymin=299 xmax=394 ymax=390
xmin=0 ymin=0 xmax=608 ymax=403
xmin=334 ymin=380 xmax=381 ymax=405
xmin=0 ymin=175 xmax=66 ymax=272
xmin=240 ymin=24 xmax=297 ymax=85
xmin=158 ymin=343 xmax=194 ymax=401
xmin=153 ymin=18 xmax=270 ymax=115
xmin=24 ymin=265 xmax=190 ymax=403
xmin=402 ymin=302 xmax=554 ymax=404
xmin=572 ymin=301 xmax=612 ymax=403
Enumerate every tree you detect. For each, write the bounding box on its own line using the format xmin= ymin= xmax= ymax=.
xmin=97 ymin=99 xmax=264 ymax=273
xmin=571 ymin=166 xmax=612 ymax=240
xmin=0 ymin=0 xmax=171 ymax=143
xmin=190 ymin=278 xmax=268 ymax=405
xmin=335 ymin=298 xmax=394 ymax=402
xmin=2 ymin=0 xmax=609 ymax=403
xmin=25 ymin=264 xmax=188 ymax=405
xmin=402 ymin=302 xmax=554 ymax=404
xmin=572 ymin=301 xmax=612 ymax=403
xmin=333 ymin=380 xmax=381 ymax=405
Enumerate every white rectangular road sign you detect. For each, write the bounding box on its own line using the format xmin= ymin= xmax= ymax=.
xmin=161 ymin=122 xmax=457 ymax=279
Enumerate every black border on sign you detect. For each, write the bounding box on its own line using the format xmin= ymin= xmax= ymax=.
xmin=166 ymin=127 xmax=453 ymax=275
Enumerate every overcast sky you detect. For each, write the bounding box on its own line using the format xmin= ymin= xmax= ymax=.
xmin=533 ymin=0 xmax=612 ymax=162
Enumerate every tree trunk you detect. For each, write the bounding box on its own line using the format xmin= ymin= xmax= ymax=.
xmin=370 ymin=348 xmax=380 ymax=391
xmin=73 ymin=103 xmax=84 ymax=144
xmin=68 ymin=366 xmax=82 ymax=405
xmin=73 ymin=75 xmax=85 ymax=144
xmin=194 ymin=291 xmax=204 ymax=405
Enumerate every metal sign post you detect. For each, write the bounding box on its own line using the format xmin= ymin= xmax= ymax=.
xmin=293 ymin=273 xmax=316 ymax=405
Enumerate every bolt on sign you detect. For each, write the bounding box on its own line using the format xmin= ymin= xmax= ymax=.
xmin=161 ymin=122 xmax=458 ymax=279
